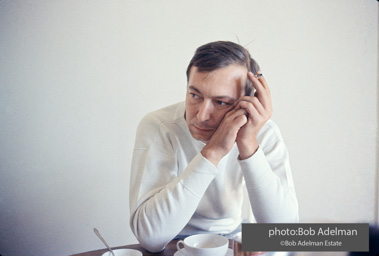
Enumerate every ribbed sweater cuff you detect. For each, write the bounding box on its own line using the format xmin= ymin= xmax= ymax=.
xmin=179 ymin=153 xmax=219 ymax=197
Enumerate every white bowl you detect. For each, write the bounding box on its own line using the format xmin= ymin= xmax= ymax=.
xmin=101 ymin=249 xmax=142 ymax=256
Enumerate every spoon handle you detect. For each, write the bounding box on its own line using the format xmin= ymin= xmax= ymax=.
xmin=94 ymin=228 xmax=115 ymax=256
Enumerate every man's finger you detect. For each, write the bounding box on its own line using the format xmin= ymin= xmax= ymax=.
xmin=247 ymin=72 xmax=271 ymax=109
xmin=236 ymin=99 xmax=264 ymax=118
xmin=249 ymin=72 xmax=268 ymax=94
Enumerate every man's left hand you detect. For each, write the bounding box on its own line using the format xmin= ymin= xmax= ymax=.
xmin=234 ymin=72 xmax=273 ymax=160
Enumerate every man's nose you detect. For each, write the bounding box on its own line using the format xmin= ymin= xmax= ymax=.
xmin=197 ymin=101 xmax=212 ymax=122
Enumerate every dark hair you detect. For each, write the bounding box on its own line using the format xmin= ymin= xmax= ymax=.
xmin=186 ymin=41 xmax=260 ymax=95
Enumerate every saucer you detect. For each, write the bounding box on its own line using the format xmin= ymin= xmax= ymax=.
xmin=174 ymin=248 xmax=233 ymax=256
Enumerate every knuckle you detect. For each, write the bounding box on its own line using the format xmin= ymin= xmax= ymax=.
xmin=252 ymin=97 xmax=260 ymax=105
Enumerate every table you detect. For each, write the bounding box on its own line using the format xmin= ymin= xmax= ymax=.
xmin=70 ymin=239 xmax=234 ymax=256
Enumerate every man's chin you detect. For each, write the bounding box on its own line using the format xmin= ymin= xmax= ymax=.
xmin=190 ymin=132 xmax=211 ymax=144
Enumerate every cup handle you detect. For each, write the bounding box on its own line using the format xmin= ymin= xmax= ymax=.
xmin=176 ymin=240 xmax=185 ymax=251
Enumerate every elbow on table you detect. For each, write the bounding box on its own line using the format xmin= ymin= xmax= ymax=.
xmin=137 ymin=236 xmax=166 ymax=253
xmin=130 ymin=215 xmax=167 ymax=252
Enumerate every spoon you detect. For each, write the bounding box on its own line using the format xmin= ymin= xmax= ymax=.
xmin=94 ymin=228 xmax=115 ymax=256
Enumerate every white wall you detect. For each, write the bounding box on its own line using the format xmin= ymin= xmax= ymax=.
xmin=0 ymin=1 xmax=377 ymax=255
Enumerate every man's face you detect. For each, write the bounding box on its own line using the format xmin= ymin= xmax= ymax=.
xmin=185 ymin=64 xmax=248 ymax=143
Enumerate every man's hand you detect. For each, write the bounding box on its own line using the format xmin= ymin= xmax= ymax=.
xmin=201 ymin=72 xmax=272 ymax=166
xmin=234 ymin=72 xmax=273 ymax=160
xmin=201 ymin=107 xmax=248 ymax=166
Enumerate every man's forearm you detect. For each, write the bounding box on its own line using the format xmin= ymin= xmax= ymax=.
xmin=130 ymin=153 xmax=219 ymax=252
xmin=241 ymin=146 xmax=299 ymax=223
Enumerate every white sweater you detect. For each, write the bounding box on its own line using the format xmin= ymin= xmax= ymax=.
xmin=129 ymin=102 xmax=298 ymax=252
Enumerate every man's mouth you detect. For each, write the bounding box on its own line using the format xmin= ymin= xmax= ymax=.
xmin=192 ymin=124 xmax=214 ymax=132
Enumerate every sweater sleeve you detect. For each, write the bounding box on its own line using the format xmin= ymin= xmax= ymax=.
xmin=240 ymin=121 xmax=299 ymax=223
xmin=129 ymin=114 xmax=218 ymax=252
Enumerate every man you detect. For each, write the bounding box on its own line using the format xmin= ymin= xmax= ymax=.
xmin=129 ymin=41 xmax=298 ymax=253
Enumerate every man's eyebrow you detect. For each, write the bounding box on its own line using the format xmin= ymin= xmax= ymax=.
xmin=188 ymin=85 xmax=236 ymax=102
xmin=188 ymin=85 xmax=201 ymax=94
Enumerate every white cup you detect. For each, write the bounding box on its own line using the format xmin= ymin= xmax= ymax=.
xmin=176 ymin=234 xmax=228 ymax=256
xmin=101 ymin=249 xmax=142 ymax=256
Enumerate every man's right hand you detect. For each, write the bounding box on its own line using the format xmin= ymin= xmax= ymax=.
xmin=201 ymin=107 xmax=248 ymax=166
